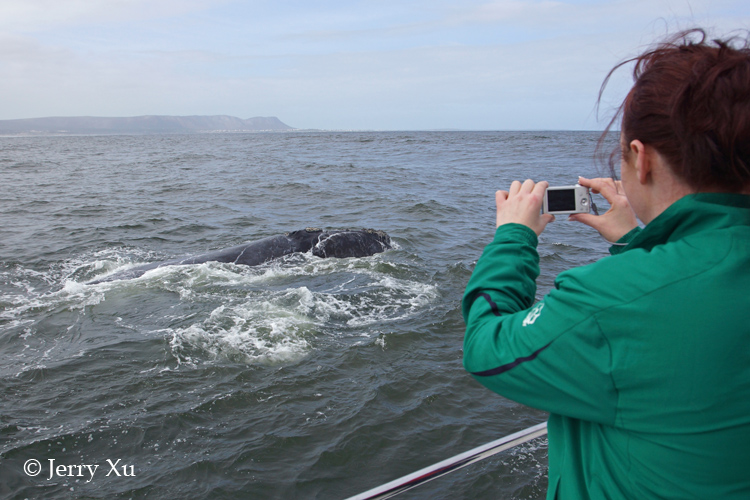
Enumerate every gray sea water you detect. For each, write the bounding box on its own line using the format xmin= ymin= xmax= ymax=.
xmin=0 ymin=131 xmax=613 ymax=499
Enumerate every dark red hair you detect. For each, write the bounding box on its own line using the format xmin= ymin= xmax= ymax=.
xmin=599 ymin=29 xmax=750 ymax=191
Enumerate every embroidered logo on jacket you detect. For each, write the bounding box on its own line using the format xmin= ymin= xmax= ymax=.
xmin=522 ymin=302 xmax=544 ymax=326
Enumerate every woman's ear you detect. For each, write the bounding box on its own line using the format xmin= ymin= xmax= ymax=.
xmin=630 ymin=140 xmax=652 ymax=184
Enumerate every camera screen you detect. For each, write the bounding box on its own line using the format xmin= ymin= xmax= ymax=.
xmin=547 ymin=189 xmax=576 ymax=211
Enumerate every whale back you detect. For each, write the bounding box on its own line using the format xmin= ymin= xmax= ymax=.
xmin=87 ymin=228 xmax=391 ymax=284
xmin=192 ymin=234 xmax=299 ymax=266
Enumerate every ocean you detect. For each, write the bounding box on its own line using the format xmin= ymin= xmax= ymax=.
xmin=0 ymin=131 xmax=613 ymax=499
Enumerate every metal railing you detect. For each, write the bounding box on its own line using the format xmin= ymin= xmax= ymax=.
xmin=344 ymin=421 xmax=548 ymax=500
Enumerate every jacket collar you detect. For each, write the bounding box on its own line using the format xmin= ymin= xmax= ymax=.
xmin=628 ymin=193 xmax=750 ymax=252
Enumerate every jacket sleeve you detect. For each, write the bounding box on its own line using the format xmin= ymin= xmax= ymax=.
xmin=462 ymin=224 xmax=619 ymax=425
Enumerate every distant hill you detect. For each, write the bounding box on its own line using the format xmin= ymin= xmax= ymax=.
xmin=0 ymin=115 xmax=295 ymax=135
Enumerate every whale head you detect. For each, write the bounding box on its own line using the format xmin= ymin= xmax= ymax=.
xmin=312 ymin=229 xmax=391 ymax=259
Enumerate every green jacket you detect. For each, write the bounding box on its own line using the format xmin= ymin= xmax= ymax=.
xmin=462 ymin=193 xmax=750 ymax=499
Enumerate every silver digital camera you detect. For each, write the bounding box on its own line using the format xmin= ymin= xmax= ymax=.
xmin=542 ymin=184 xmax=591 ymax=215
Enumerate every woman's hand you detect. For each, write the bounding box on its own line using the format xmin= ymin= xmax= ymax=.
xmin=569 ymin=177 xmax=638 ymax=242
xmin=496 ymin=179 xmax=555 ymax=236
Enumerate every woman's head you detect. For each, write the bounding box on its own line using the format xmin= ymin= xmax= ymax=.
xmin=601 ymin=29 xmax=750 ymax=192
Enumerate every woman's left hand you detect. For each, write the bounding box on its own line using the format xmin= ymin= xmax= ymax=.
xmin=569 ymin=176 xmax=638 ymax=242
xmin=496 ymin=179 xmax=555 ymax=236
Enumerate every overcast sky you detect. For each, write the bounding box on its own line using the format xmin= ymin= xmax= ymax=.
xmin=1 ymin=0 xmax=748 ymax=130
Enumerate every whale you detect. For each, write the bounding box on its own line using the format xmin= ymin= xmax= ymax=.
xmin=88 ymin=228 xmax=391 ymax=284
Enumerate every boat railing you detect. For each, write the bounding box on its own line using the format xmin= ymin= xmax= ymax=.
xmin=344 ymin=421 xmax=548 ymax=500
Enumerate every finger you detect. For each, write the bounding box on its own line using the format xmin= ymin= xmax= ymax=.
xmin=568 ymin=212 xmax=602 ymax=229
xmin=576 ymin=176 xmax=606 ymax=194
xmin=569 ymin=212 xmax=593 ymax=223
xmin=521 ymin=179 xmax=535 ymax=193
xmin=531 ymin=180 xmax=549 ymax=199
xmin=584 ymin=178 xmax=621 ymax=201
xmin=579 ymin=177 xmax=614 ymax=191
xmin=508 ymin=180 xmax=523 ymax=196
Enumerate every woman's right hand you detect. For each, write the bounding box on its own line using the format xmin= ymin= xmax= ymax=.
xmin=569 ymin=177 xmax=638 ymax=243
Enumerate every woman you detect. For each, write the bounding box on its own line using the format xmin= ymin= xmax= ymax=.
xmin=462 ymin=30 xmax=750 ymax=499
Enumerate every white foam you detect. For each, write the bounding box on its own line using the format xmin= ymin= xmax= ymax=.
xmin=163 ymin=255 xmax=438 ymax=365
xmin=5 ymin=249 xmax=437 ymax=368
xmin=168 ymin=302 xmax=313 ymax=366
